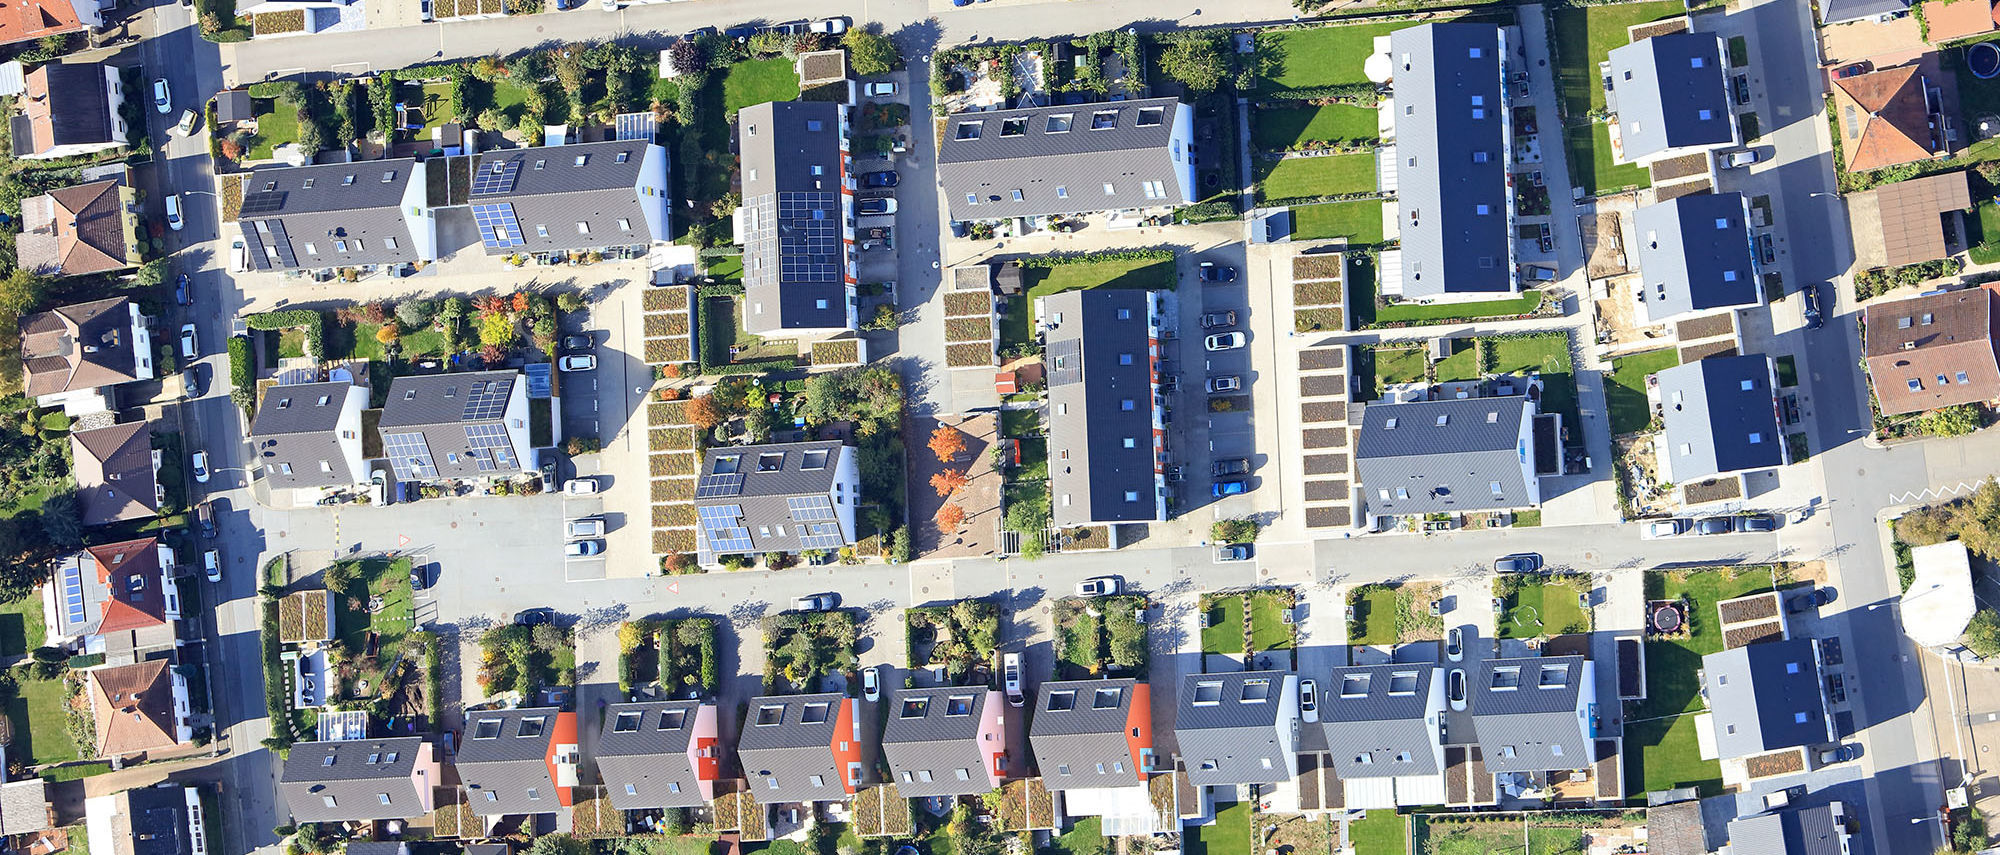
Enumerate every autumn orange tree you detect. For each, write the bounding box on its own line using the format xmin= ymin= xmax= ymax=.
xmin=930 ymin=468 xmax=969 ymax=497
xmin=936 ymin=504 xmax=966 ymax=531
xmin=686 ymin=395 xmax=724 ymax=429
xmin=928 ymin=426 xmax=967 ymax=462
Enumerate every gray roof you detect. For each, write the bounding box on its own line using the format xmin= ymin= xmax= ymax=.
xmin=216 ymin=90 xmax=253 ymax=123
xmin=1608 ymin=33 xmax=1735 ymax=161
xmin=1469 ymin=656 xmax=1590 ymax=772
xmin=737 ymin=693 xmax=858 ymax=800
xmin=737 ymin=101 xmax=850 ymax=333
xmin=237 ymin=160 xmax=421 ymax=271
xmin=1820 ymin=0 xmax=1908 ymax=24
xmin=378 ymin=371 xmax=526 ymax=481
xmin=1703 ymin=638 xmax=1829 ymax=759
xmin=595 ymin=701 xmax=711 ymax=809
xmin=938 ymin=97 xmax=1190 ymax=221
xmin=70 ymin=421 xmax=158 ymax=526
xmin=1028 ymin=679 xmax=1145 ymax=790
xmin=1634 ymin=192 xmax=1760 ymax=321
xmin=1728 ymin=805 xmax=1846 ymax=855
xmin=123 ymin=786 xmax=202 ymax=855
xmin=250 ymin=381 xmax=362 ymax=489
xmin=693 ymin=440 xmax=853 ymax=556
xmin=1175 ymin=670 xmax=1295 ymax=787
xmin=0 ymin=779 xmax=49 ymax=835
xmin=1355 ymin=396 xmax=1536 ymax=515
xmin=1655 ymin=354 xmax=1785 ymax=480
xmin=1318 ymin=665 xmax=1442 ymax=778
xmin=1044 ymin=289 xmax=1162 ymax=527
xmin=469 ymin=139 xmax=664 ymax=255
xmin=1389 ymin=23 xmax=1514 ymax=298
xmin=457 ymin=707 xmax=562 ymax=816
xmin=279 ymin=737 xmax=431 ymax=822
xmin=15 ymin=63 xmax=114 ymax=156
xmin=344 ymin=844 xmax=408 ymax=855
xmin=881 ymin=687 xmax=1000 ymax=797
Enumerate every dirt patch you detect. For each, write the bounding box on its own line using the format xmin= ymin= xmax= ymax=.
xmin=1685 ymin=477 xmax=1743 ymax=504
xmin=1653 ymin=178 xmax=1713 ymax=202
xmin=1303 ymin=453 xmax=1348 ymax=475
xmin=1724 ymin=623 xmax=1783 ymax=649
xmin=1301 ymin=401 xmax=1345 ymax=423
xmin=1400 ymin=582 xmax=1445 ymax=642
xmin=1676 ymin=313 xmax=1735 ymax=341
xmin=1306 ymin=506 xmax=1352 ymax=528
xmin=1299 ymin=348 xmax=1345 ymax=371
xmin=1584 ymin=213 xmax=1630 ymax=278
xmin=1718 ymin=594 xmax=1778 ymax=624
xmin=1679 ymin=339 xmax=1739 ymax=362
xmin=1650 ymin=153 xmax=1712 ymax=182
xmin=910 ymin=413 xmax=1002 ymax=560
xmin=1745 ymin=748 xmax=1805 ymax=779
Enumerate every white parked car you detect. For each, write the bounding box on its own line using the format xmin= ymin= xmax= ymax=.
xmin=203 ymin=549 xmax=221 ymax=582
xmin=164 ymin=194 xmax=185 ymax=231
xmin=191 ymin=451 xmax=210 ymax=483
xmin=808 ymin=16 xmax=848 ymax=33
xmin=864 ymin=81 xmax=898 ymax=97
xmin=862 ymin=666 xmax=881 ymax=702
xmin=153 ymin=79 xmax=171 ymax=114
xmin=1645 ymin=518 xmax=1691 ymax=538
xmin=1723 ymin=149 xmax=1760 ymax=168
xmin=180 ymin=323 xmax=198 ymax=359
xmin=566 ymin=517 xmax=605 ymax=538
xmin=558 ymin=354 xmax=596 ymax=372
xmin=1298 ymin=679 xmax=1319 ymax=723
xmin=175 ymin=109 xmax=198 ymax=137
xmin=564 ymin=477 xmax=598 ymax=496
xmin=1075 ymin=576 xmax=1121 ymax=597
xmin=1204 ymin=332 xmax=1246 ymax=351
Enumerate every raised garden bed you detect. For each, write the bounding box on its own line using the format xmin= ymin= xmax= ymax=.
xmin=1745 ymin=749 xmax=1804 ymax=779
xmin=943 ymin=291 xmax=992 ymax=316
xmin=1717 ymin=595 xmax=1778 ymax=624
xmin=946 ymin=341 xmax=994 ymax=367
xmin=1723 ymin=623 xmax=1782 ymax=649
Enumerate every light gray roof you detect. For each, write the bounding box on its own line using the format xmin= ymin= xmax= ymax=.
xmin=250 ymin=381 xmax=362 ymax=489
xmin=1728 ymin=806 xmax=1845 ymax=855
xmin=737 ymin=693 xmax=857 ymax=800
xmin=693 ymin=440 xmax=852 ymax=557
xmin=1028 ymin=679 xmax=1145 ymax=790
xmin=1318 ymin=665 xmax=1442 ymax=778
xmin=736 ymin=100 xmax=850 ymax=333
xmin=881 ymin=687 xmax=999 ymax=797
xmin=1355 ymin=396 xmax=1536 ymax=515
xmin=469 ymin=139 xmax=663 ymax=255
xmin=279 ymin=738 xmax=431 ymax=822
xmin=595 ymin=701 xmax=710 ymax=809
xmin=1655 ymin=354 xmax=1784 ymax=481
xmin=938 ymin=97 xmax=1190 ymax=221
xmin=457 ymin=707 xmax=561 ymax=816
xmin=1175 ymin=671 xmax=1295 ymax=787
xmin=1820 ymin=0 xmax=1908 ymax=24
xmin=1389 ymin=23 xmax=1515 ymax=298
xmin=237 ymin=159 xmax=421 ymax=271
xmin=1608 ymin=33 xmax=1735 ymax=161
xmin=1469 ymin=656 xmax=1590 ymax=772
xmin=0 ymin=779 xmax=49 ymax=835
xmin=1634 ymin=192 xmax=1760 ymax=322
xmin=378 ymin=371 xmax=526 ymax=481
xmin=1044 ymin=289 xmax=1162 ymax=527
xmin=1703 ymin=638 xmax=1830 ymax=759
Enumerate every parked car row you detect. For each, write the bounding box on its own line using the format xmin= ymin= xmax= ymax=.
xmin=1644 ymin=513 xmax=1778 ymax=538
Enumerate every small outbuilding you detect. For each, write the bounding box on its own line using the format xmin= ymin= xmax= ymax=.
xmin=1904 ymin=540 xmax=1976 ymax=648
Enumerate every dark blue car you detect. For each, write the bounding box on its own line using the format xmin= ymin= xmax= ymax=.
xmin=174 ymin=273 xmax=190 ymax=306
xmin=862 ymin=171 xmax=898 ymax=188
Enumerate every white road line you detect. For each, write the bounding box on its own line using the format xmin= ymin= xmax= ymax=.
xmin=1887 ymin=478 xmax=1988 ymax=506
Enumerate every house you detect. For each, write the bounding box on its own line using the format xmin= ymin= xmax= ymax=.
xmin=235 ymin=158 xmax=437 ymax=273
xmin=1820 ymin=0 xmax=1910 ymax=25
xmin=1043 ymin=289 xmax=1164 ymax=528
xmin=736 ymin=693 xmax=868 ymax=801
xmin=1175 ymin=671 xmax=1300 ymax=788
xmin=18 ymin=178 xmax=141 ymax=278
xmin=692 ymin=440 xmax=859 ymax=563
xmin=1724 ymin=802 xmax=1854 ymax=855
xmin=1851 ymin=170 xmax=1971 ymax=270
xmin=1318 ymin=665 xmax=1447 ymax=809
xmin=1382 ymin=22 xmax=1515 ymax=302
xmin=1632 ymin=191 xmax=1762 ymax=325
xmin=249 ymin=381 xmax=370 ymax=496
xmin=0 ymin=773 xmax=53 ymax=836
xmin=1468 ymin=656 xmax=1594 ymax=773
xmin=0 ymin=0 xmax=96 ymax=49
xmin=1831 ymin=63 xmax=1946 ymax=173
xmin=47 ymin=537 xmax=180 ymax=664
xmin=10 ymin=62 xmax=126 ymax=160
xmin=880 ymin=687 xmax=1007 ymax=797
xmin=937 ymin=97 xmax=1194 ymax=222
xmin=1605 ymin=32 xmax=1737 ymax=166
xmin=85 ymin=659 xmax=191 ymax=758
xmin=1028 ymin=679 xmax=1151 ymax=791
xmin=1355 ymin=396 xmax=1540 ymax=518
xmin=70 ymin=421 xmax=160 ymax=527
xmin=20 ymin=296 xmax=153 ymax=414
xmin=1700 ymin=638 xmax=1833 ymax=761
xmin=1863 ymin=287 xmax=2000 ymax=415
xmin=466 ymin=139 xmax=669 ymax=257
xmin=1652 ymin=354 xmax=1787 ymax=485
xmin=734 ymin=100 xmax=854 ymax=335
xmin=83 ymin=785 xmax=211 ymax=855
xmin=457 ymin=708 xmax=579 ymax=818
xmin=377 ymin=371 xmax=531 ymax=483
xmin=595 ymin=701 xmax=721 ymax=810
xmin=279 ymin=737 xmax=442 ymax=822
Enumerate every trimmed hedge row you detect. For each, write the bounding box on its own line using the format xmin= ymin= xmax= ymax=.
xmin=245 ymin=309 xmax=325 ymax=360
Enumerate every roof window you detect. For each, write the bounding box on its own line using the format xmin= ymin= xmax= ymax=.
xmin=659 ymin=709 xmax=686 ymax=729
xmin=1192 ymin=681 xmax=1223 ymax=705
xmin=1091 ymin=110 xmax=1119 ymax=130
xmin=1241 ymin=679 xmax=1271 ymax=702
xmin=945 ymin=695 xmax=975 ymax=716
xmin=957 ymin=122 xmax=983 ymax=140
xmin=614 ymin=712 xmax=641 ymax=732
xmin=473 ymin=719 xmax=503 ymax=739
xmin=1047 ymin=690 xmax=1076 ymax=711
xmin=1001 ymin=118 xmax=1026 ymax=137
xmin=1341 ymin=674 xmax=1369 ymax=697
xmin=758 ymin=453 xmax=784 ymax=472
xmin=1046 ymin=114 xmax=1072 ymax=133
xmin=573 ymin=155 xmax=588 ymax=167
xmin=1092 ymin=687 xmax=1122 ymax=709
xmin=517 ymin=716 xmax=546 ymax=737
xmin=756 ymin=705 xmax=785 ymax=726
xmin=901 ymin=698 xmax=931 ymax=718
xmin=801 ymin=702 xmax=831 ymax=724
xmin=1388 ymin=671 xmax=1419 ymax=694
xmin=1137 ymin=106 xmax=1164 ymax=126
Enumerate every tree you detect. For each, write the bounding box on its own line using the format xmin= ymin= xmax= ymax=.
xmin=38 ymin=492 xmax=81 ymax=550
xmin=930 ymin=468 xmax=969 ymax=497
xmin=557 ymin=291 xmax=585 ymax=313
xmin=0 ymin=269 xmax=48 ymax=316
xmin=375 ymin=322 xmax=400 ymax=344
xmin=936 ymin=503 xmax=966 ymax=531
xmin=669 ymin=39 xmax=708 ymax=76
xmin=686 ymin=395 xmax=724 ymax=429
xmin=295 ymin=106 xmax=324 ymax=154
xmin=1157 ymin=35 xmax=1228 ymax=93
xmin=479 ymin=312 xmax=514 ymax=347
xmin=528 ymin=834 xmax=587 ymax=855
xmin=395 ymin=299 xmax=436 ymax=327
xmin=134 ymin=258 xmax=170 ymax=287
xmin=1967 ymin=610 xmax=2000 ymax=659
xmin=1922 ymin=404 xmax=1983 ymax=437
xmin=843 ymin=29 xmax=902 ymax=76
xmin=745 ymin=406 xmax=778 ymax=442
xmin=662 ymin=553 xmax=695 ymax=574
xmin=928 ymin=425 xmax=967 ymax=463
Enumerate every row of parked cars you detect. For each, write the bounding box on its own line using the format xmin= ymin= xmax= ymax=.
xmin=1644 ymin=513 xmax=1779 ymax=538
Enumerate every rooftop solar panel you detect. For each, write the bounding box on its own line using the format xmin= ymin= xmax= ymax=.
xmin=238 ymin=191 xmax=289 ymax=218
xmin=60 ymin=562 xmax=85 ymax=625
xmin=383 ymin=431 xmax=437 ymax=480
xmin=787 ymin=495 xmax=837 ymax=522
xmin=472 ymin=203 xmax=525 ymax=249
xmin=472 ymin=159 xmax=521 ymax=196
xmin=465 ymin=423 xmax=516 ymax=470
xmin=694 ymin=471 xmax=745 ymax=498
xmin=798 ymin=523 xmax=845 ymax=550
xmin=461 ymin=378 xmax=511 ymax=421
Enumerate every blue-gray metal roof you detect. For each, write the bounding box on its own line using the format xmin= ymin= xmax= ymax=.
xmin=1469 ymin=656 xmax=1591 ymax=773
xmin=1028 ymin=679 xmax=1143 ymax=790
xmin=1174 ymin=670 xmax=1295 ymax=786
xmin=1389 ymin=23 xmax=1514 ymax=297
xmin=595 ymin=701 xmax=710 ymax=809
xmin=1355 ymin=396 xmax=1536 ymax=515
xmin=938 ymin=97 xmax=1189 ymax=221
xmin=457 ymin=707 xmax=561 ymax=817
xmin=236 ymin=159 xmax=423 ymax=271
xmin=1044 ymin=289 xmax=1162 ymax=527
xmin=1607 ymin=33 xmax=1734 ymax=162
xmin=279 ymin=737 xmax=431 ymax=822
xmin=1655 ymin=354 xmax=1785 ymax=480
xmin=1318 ymin=665 xmax=1442 ymax=778
xmin=251 ymin=382 xmax=362 ymax=490
xmin=693 ymin=440 xmax=851 ymax=557
xmin=1634 ymin=191 xmax=1760 ymax=322
xmin=737 ymin=693 xmax=856 ymax=800
xmin=1702 ymin=638 xmax=1830 ymax=759
xmin=1820 ymin=0 xmax=1908 ymax=23
xmin=470 ymin=139 xmax=661 ymax=255
xmin=881 ymin=687 xmax=998 ymax=797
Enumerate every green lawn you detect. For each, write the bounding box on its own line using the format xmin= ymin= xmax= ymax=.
xmin=1254 ymin=153 xmax=1376 ymax=203
xmin=9 ymin=674 xmax=80 ymax=764
xmin=1774 ymin=354 xmax=1798 ymax=388
xmin=1434 ymin=339 xmax=1481 ymax=382
xmin=1349 ymin=811 xmax=1406 ymax=855
xmin=1015 ymin=437 xmax=1048 ymax=481
xmin=1258 ymin=22 xmax=1413 ymax=93
xmin=1607 ymin=349 xmax=1679 ymax=435
xmin=1021 ymin=258 xmax=1178 ymax=327
xmin=248 ymin=98 xmax=302 ymax=160
xmin=1201 ymin=595 xmax=1245 ymax=655
xmin=1291 ymin=200 xmax=1385 ymax=244
xmin=1190 ymin=800 xmax=1253 ymax=855
xmin=1247 ymin=591 xmax=1294 ymax=652
xmin=1046 ymin=817 xmax=1106 ymax=855
xmin=1497 ymin=576 xmax=1591 ymax=639
xmin=1490 ymin=334 xmax=1578 ymax=424
xmin=1971 ymin=201 xmax=2000 ymax=265
xmin=331 ymin=557 xmax=416 ymax=699
xmin=1251 ymin=104 xmax=1379 ymax=150
xmin=1565 ymin=122 xmax=1651 ymax=197
xmin=1553 ymin=0 xmax=1687 ymax=116
xmin=1349 ymin=585 xmax=1400 ymax=645
xmin=1000 ymin=408 xmax=1040 ymax=438
xmin=0 ymin=595 xmax=43 ymax=658
xmin=1372 ymin=346 xmax=1428 ymax=386
xmin=1626 ymin=567 xmax=1781 ymax=798
xmin=485 ymin=78 xmax=535 ymax=126
xmin=722 ymin=58 xmax=801 ymax=115
xmin=418 ymin=81 xmax=455 ymax=132
xmin=1377 ymin=290 xmax=1544 ymax=325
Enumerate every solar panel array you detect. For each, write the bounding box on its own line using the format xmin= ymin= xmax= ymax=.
xmin=383 ymin=431 xmax=437 ymax=480
xmin=59 ymin=561 xmax=86 ymax=626
xmin=787 ymin=495 xmax=837 ymax=522
xmin=238 ymin=191 xmax=289 ymax=217
xmin=694 ymin=471 xmax=745 ymax=499
xmin=614 ymin=113 xmax=658 ymax=142
xmin=464 ymin=423 xmax=517 ymax=471
xmin=776 ymin=192 xmax=842 ymax=282
xmin=461 ymin=379 xmax=511 ymax=421
xmin=240 ymin=226 xmax=274 ymax=271
xmin=698 ymin=504 xmax=754 ymax=553
xmin=472 ymin=203 xmax=525 ymax=250
xmin=798 ymin=522 xmax=845 ymax=550
xmin=472 ymin=159 xmax=522 ymax=196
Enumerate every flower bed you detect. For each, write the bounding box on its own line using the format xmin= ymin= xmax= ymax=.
xmin=653 ymin=503 xmax=696 ymax=527
xmin=655 ymin=529 xmax=696 ymax=554
xmin=1723 ymin=623 xmax=1782 ymax=649
xmin=1295 ymin=308 xmax=1343 ymax=332
xmin=650 ymin=452 xmax=697 ymax=477
xmin=650 ymin=428 xmax=695 ymax=451
xmin=653 ymin=478 xmax=695 ymax=502
xmin=945 ymin=316 xmax=993 ymax=343
xmin=811 ymin=338 xmax=860 ymax=365
xmin=852 ymin=785 xmax=884 ymax=836
xmin=645 ymin=288 xmax=690 ymax=312
xmin=253 ymin=9 xmax=306 ymax=34
xmin=644 ymin=314 xmax=690 ymax=337
xmin=278 ymin=595 xmax=303 ymax=641
xmin=943 ymin=291 xmax=992 ymax=317
xmin=946 ymin=341 xmax=994 ymax=367
xmin=1745 ymin=749 xmax=1803 ymax=779
xmin=1294 ymin=280 xmax=1343 ymax=306
xmin=1717 ymin=595 xmax=1778 ymax=623
xmin=879 ymin=783 xmax=911 ymax=835
xmin=650 ymin=400 xmax=692 ymax=427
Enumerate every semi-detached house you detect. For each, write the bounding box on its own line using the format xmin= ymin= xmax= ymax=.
xmin=938 ymin=97 xmax=1194 ymax=222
